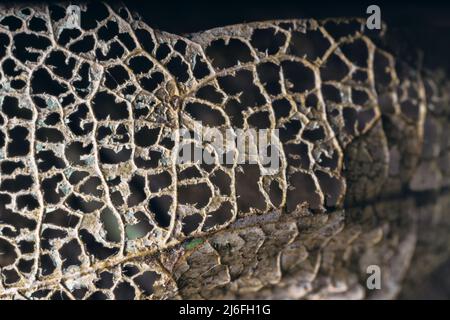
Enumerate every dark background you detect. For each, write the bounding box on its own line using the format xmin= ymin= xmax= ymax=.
xmin=125 ymin=0 xmax=450 ymax=34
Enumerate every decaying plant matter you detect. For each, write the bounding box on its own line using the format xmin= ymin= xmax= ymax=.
xmin=0 ymin=2 xmax=448 ymax=299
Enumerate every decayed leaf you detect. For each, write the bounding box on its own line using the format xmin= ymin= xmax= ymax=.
xmin=0 ymin=1 xmax=449 ymax=300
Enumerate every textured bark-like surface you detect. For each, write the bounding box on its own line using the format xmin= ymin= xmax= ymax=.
xmin=0 ymin=2 xmax=448 ymax=299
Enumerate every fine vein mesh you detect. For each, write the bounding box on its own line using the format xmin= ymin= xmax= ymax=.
xmin=0 ymin=2 xmax=449 ymax=300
